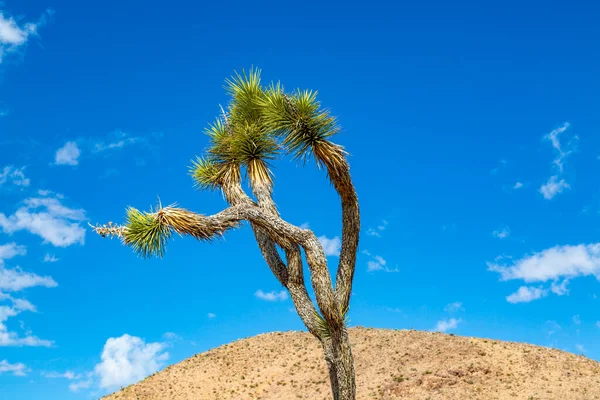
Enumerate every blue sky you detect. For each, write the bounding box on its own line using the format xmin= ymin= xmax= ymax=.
xmin=1 ymin=0 xmax=600 ymax=398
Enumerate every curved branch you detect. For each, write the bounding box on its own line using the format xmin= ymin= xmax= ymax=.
xmin=221 ymin=169 xmax=323 ymax=338
xmin=319 ymin=150 xmax=360 ymax=313
xmin=221 ymin=181 xmax=289 ymax=287
xmin=93 ymin=203 xmax=343 ymax=330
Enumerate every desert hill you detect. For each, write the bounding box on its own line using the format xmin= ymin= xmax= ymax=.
xmin=103 ymin=327 xmax=600 ymax=400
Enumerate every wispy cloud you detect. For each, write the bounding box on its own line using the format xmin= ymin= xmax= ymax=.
xmin=318 ymin=236 xmax=341 ymax=257
xmin=162 ymin=332 xmax=182 ymax=341
xmin=435 ymin=318 xmax=461 ymax=332
xmin=365 ymin=253 xmax=398 ymax=273
xmin=0 ymin=291 xmax=55 ymax=346
xmin=488 ymin=243 xmax=600 ymax=295
xmin=550 ymin=279 xmax=569 ymax=296
xmin=492 ymin=227 xmax=510 ymax=239
xmin=0 ymin=8 xmax=51 ymax=65
xmin=92 ymin=131 xmax=144 ymax=153
xmin=444 ymin=302 xmax=464 ymax=313
xmin=572 ymin=314 xmax=581 ymax=325
xmin=367 ymin=220 xmax=388 ymax=237
xmin=0 ymin=166 xmax=30 ymax=187
xmin=0 ymin=193 xmax=86 ymax=247
xmin=43 ymin=253 xmax=59 ymax=263
xmin=385 ymin=307 xmax=402 ymax=313
xmin=539 ymin=123 xmax=576 ymax=199
xmin=254 ymin=289 xmax=287 ymax=302
xmin=506 ymin=286 xmax=548 ymax=304
xmin=546 ymin=320 xmax=562 ymax=336
xmin=513 ymin=182 xmax=523 ymax=190
xmin=575 ymin=344 xmax=586 ymax=353
xmin=490 ymin=159 xmax=508 ymax=175
xmin=54 ymin=131 xmax=161 ymax=167
xmin=43 ymin=370 xmax=81 ymax=380
xmin=207 ymin=312 xmax=216 ymax=319
xmin=0 ymin=242 xmax=26 ymax=263
xmin=540 ymin=176 xmax=570 ymax=200
xmin=68 ymin=378 xmax=93 ymax=393
xmin=0 ymin=266 xmax=57 ymax=292
xmin=0 ymin=359 xmax=27 ymax=376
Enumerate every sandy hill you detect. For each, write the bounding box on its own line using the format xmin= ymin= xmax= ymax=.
xmin=103 ymin=327 xmax=600 ymax=400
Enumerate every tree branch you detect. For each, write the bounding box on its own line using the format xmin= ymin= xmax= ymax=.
xmin=322 ymin=154 xmax=360 ymax=313
xmin=92 ymin=202 xmax=343 ymax=331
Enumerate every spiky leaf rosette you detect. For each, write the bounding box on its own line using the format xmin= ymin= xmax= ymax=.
xmin=230 ymin=121 xmax=279 ymax=188
xmin=313 ymin=303 xmax=351 ymax=339
xmin=225 ymin=67 xmax=264 ymax=126
xmin=190 ymin=156 xmax=221 ymax=190
xmin=261 ymin=86 xmax=346 ymax=173
xmin=122 ymin=205 xmax=239 ymax=258
xmin=123 ymin=207 xmax=172 ymax=258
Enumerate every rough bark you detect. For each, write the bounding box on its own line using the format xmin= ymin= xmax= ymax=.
xmin=319 ymin=153 xmax=360 ymax=313
xmin=222 ymin=180 xmax=323 ymax=338
xmin=322 ymin=328 xmax=356 ymax=400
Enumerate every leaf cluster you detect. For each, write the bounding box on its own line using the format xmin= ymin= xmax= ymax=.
xmin=190 ymin=67 xmax=345 ymax=191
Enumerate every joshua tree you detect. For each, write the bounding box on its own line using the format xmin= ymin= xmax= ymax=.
xmin=90 ymin=68 xmax=360 ymax=400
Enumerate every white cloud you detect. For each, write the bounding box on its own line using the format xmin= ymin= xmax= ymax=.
xmin=0 ymin=300 xmax=53 ymax=347
xmin=54 ymin=142 xmax=80 ymax=166
xmin=94 ymin=334 xmax=168 ymax=389
xmin=43 ymin=253 xmax=58 ymax=263
xmin=575 ymin=344 xmax=586 ymax=353
xmin=545 ymin=123 xmax=573 ymax=172
xmin=506 ymin=286 xmax=548 ymax=304
xmin=299 ymin=222 xmax=310 ymax=229
xmin=43 ymin=370 xmax=81 ymax=380
xmin=0 ymin=266 xmax=57 ymax=292
xmin=318 ymin=236 xmax=341 ymax=257
xmin=366 ymin=254 xmax=398 ymax=273
xmin=444 ymin=302 xmax=463 ymax=313
xmin=0 ymin=258 xmax=56 ymax=347
xmin=0 ymin=195 xmax=86 ymax=247
xmin=68 ymin=378 xmax=92 ymax=393
xmin=93 ymin=131 xmax=142 ymax=153
xmin=435 ymin=318 xmax=461 ymax=332
xmin=572 ymin=314 xmax=581 ymax=325
xmin=596 ymin=321 xmax=600 ymax=329
xmin=0 ymin=242 xmax=26 ymax=264
xmin=0 ymin=9 xmax=50 ymax=64
xmin=0 ymin=166 xmax=30 ymax=187
xmin=367 ymin=220 xmax=389 ymax=237
xmin=539 ymin=123 xmax=576 ymax=199
xmin=513 ymin=182 xmax=523 ymax=189
xmin=254 ymin=289 xmax=287 ymax=302
xmin=0 ymin=359 xmax=27 ymax=376
xmin=385 ymin=307 xmax=402 ymax=313
xmin=162 ymin=332 xmax=181 ymax=341
xmin=540 ymin=176 xmax=570 ymax=200
xmin=550 ymin=279 xmax=569 ymax=296
xmin=488 ymin=243 xmax=600 ymax=284
xmin=546 ymin=320 xmax=562 ymax=336
xmin=492 ymin=227 xmax=510 ymax=239
xmin=367 ymin=255 xmax=386 ymax=271
xmin=207 ymin=313 xmax=216 ymax=319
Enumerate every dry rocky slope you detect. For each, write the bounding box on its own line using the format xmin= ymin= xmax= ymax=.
xmin=104 ymin=327 xmax=600 ymax=400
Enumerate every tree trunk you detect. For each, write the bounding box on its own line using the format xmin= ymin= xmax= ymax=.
xmin=322 ymin=329 xmax=356 ymax=400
